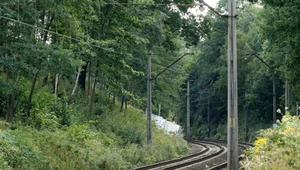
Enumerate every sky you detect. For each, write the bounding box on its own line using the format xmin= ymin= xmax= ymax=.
xmin=206 ymin=0 xmax=219 ymax=8
xmin=188 ymin=0 xmax=219 ymax=16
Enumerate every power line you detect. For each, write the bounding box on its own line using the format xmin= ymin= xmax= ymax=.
xmin=1 ymin=1 xmax=225 ymax=18
xmin=0 ymin=15 xmax=115 ymax=53
xmin=247 ymin=53 xmax=272 ymax=70
xmin=106 ymin=2 xmax=203 ymax=7
xmin=106 ymin=1 xmax=225 ymax=17
xmin=0 ymin=3 xmax=25 ymax=6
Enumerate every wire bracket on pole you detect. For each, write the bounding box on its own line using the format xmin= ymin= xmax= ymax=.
xmin=152 ymin=53 xmax=194 ymax=81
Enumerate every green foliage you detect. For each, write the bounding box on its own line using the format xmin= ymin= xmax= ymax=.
xmin=27 ymin=89 xmax=78 ymax=129
xmin=67 ymin=124 xmax=96 ymax=142
xmin=0 ymin=128 xmax=50 ymax=169
xmin=30 ymin=107 xmax=60 ymax=131
xmin=94 ymin=106 xmax=147 ymax=145
xmin=0 ymin=104 xmax=189 ymax=169
xmin=242 ymin=113 xmax=300 ymax=169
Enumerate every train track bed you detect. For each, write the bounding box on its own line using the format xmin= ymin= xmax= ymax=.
xmin=179 ymin=141 xmax=227 ymax=170
xmin=135 ymin=141 xmax=227 ymax=170
xmin=207 ymin=141 xmax=253 ymax=170
xmin=189 ymin=142 xmax=206 ymax=154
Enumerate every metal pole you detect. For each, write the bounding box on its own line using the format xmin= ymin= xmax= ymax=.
xmin=273 ymin=74 xmax=276 ymax=125
xmin=147 ymin=53 xmax=152 ymax=144
xmin=207 ymin=95 xmax=211 ymax=138
xmin=248 ymin=53 xmax=276 ymax=125
xmin=297 ymin=101 xmax=299 ymax=116
xmin=244 ymin=103 xmax=249 ymax=141
xmin=227 ymin=0 xmax=238 ymax=169
xmin=285 ymin=54 xmax=289 ymax=112
xmin=158 ymin=104 xmax=161 ymax=117
xmin=187 ymin=79 xmax=190 ymax=143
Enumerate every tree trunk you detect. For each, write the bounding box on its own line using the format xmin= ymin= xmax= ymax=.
xmin=108 ymin=92 xmax=111 ymax=104
xmin=89 ymin=82 xmax=96 ymax=114
xmin=68 ymin=67 xmax=81 ymax=104
xmin=89 ymin=75 xmax=97 ymax=114
xmin=120 ymin=96 xmax=125 ymax=112
xmin=6 ymin=94 xmax=11 ymax=121
xmin=42 ymin=75 xmax=48 ymax=86
xmin=113 ymin=95 xmax=116 ymax=104
xmin=7 ymin=84 xmax=17 ymax=122
xmin=113 ymin=78 xmax=119 ymax=104
xmin=54 ymin=73 xmax=59 ymax=95
xmin=41 ymin=15 xmax=54 ymax=86
xmin=5 ymin=69 xmax=11 ymax=121
xmin=89 ymin=64 xmax=99 ymax=114
xmin=78 ymin=63 xmax=88 ymax=91
xmin=42 ymin=16 xmax=54 ymax=42
xmin=87 ymin=61 xmax=91 ymax=101
xmin=27 ymin=72 xmax=39 ymax=117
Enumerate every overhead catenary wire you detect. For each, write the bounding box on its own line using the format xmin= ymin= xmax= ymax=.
xmin=152 ymin=53 xmax=194 ymax=80
xmin=0 ymin=3 xmax=25 ymax=6
xmin=199 ymin=0 xmax=225 ymax=17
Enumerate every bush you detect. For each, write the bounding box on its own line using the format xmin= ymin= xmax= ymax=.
xmin=0 ymin=128 xmax=51 ymax=169
xmin=27 ymin=89 xmax=85 ymax=129
xmin=29 ymin=108 xmax=60 ymax=130
xmin=241 ymin=113 xmax=300 ymax=170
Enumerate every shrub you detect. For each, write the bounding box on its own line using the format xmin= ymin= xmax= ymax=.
xmin=29 ymin=107 xmax=60 ymax=130
xmin=0 ymin=128 xmax=51 ymax=169
xmin=241 ymin=113 xmax=300 ymax=170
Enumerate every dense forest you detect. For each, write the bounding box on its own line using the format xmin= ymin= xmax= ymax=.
xmin=0 ymin=0 xmax=204 ymax=169
xmin=0 ymin=0 xmax=300 ymax=169
xmin=179 ymin=0 xmax=300 ymax=142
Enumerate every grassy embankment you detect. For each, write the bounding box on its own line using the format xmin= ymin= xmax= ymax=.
xmin=0 ymin=95 xmax=189 ymax=170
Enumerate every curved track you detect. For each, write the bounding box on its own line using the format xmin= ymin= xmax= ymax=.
xmin=135 ymin=141 xmax=227 ymax=170
xmin=207 ymin=142 xmax=253 ymax=170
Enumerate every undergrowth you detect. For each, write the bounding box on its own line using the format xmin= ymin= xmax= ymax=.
xmin=0 ymin=105 xmax=189 ymax=170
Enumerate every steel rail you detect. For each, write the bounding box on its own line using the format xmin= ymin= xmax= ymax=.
xmin=135 ymin=141 xmax=226 ymax=170
xmin=207 ymin=142 xmax=253 ymax=170
xmin=164 ymin=141 xmax=226 ymax=170
xmin=135 ymin=141 xmax=208 ymax=170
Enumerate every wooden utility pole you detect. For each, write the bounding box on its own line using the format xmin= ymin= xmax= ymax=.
xmin=227 ymin=0 xmax=238 ymax=169
xmin=147 ymin=53 xmax=152 ymax=144
xmin=187 ymin=79 xmax=190 ymax=142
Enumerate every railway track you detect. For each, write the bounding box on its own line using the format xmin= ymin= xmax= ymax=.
xmin=207 ymin=142 xmax=253 ymax=170
xmin=135 ymin=140 xmax=253 ymax=170
xmin=135 ymin=141 xmax=227 ymax=170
